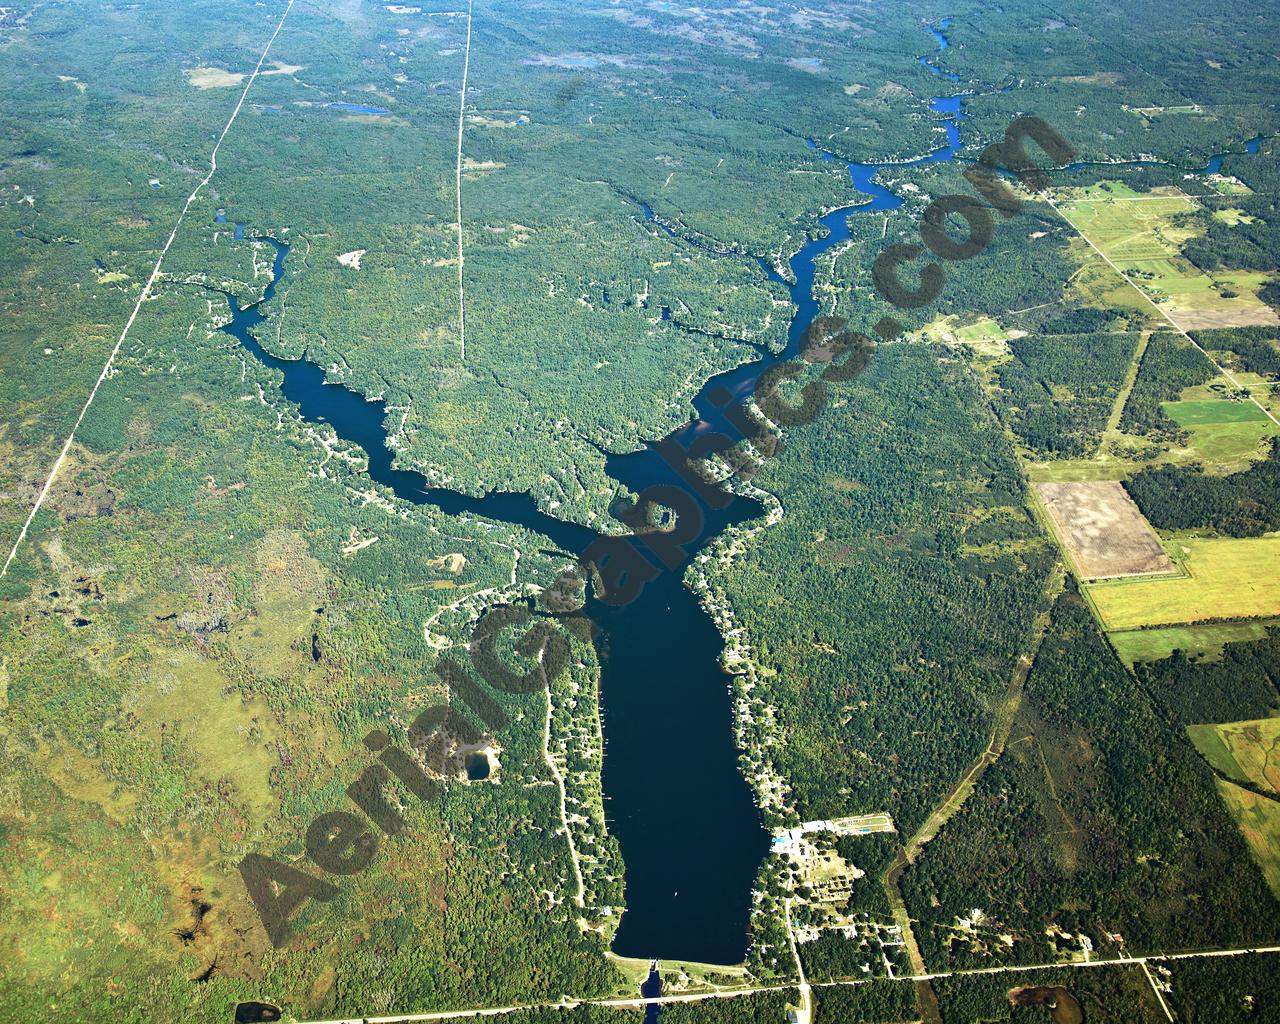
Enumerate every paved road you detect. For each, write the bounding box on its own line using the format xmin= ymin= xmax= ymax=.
xmin=295 ymin=943 xmax=1280 ymax=1023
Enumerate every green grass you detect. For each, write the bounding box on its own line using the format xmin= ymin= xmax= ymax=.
xmin=1160 ymin=396 xmax=1280 ymax=466
xmin=1025 ymin=455 xmax=1135 ymax=483
xmin=1189 ymin=718 xmax=1280 ymax=793
xmin=1072 ymin=180 xmax=1147 ymax=199
xmin=1181 ymin=420 xmax=1280 ymax=467
xmin=1164 ymin=399 xmax=1268 ymax=425
xmin=1216 ymin=779 xmax=1280 ymax=899
xmin=1213 ymin=207 xmax=1257 ymax=225
xmin=953 ymin=317 xmax=1010 ymax=343
xmin=1189 ymin=723 xmax=1241 ymax=779
xmin=1109 ymin=619 xmax=1280 ymax=664
xmin=1211 ymin=178 xmax=1254 ymax=196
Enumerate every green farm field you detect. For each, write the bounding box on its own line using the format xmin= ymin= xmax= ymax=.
xmin=1164 ymin=393 xmax=1280 ymax=465
xmin=1164 ymin=398 xmax=1270 ymax=425
xmin=1110 ymin=620 xmax=1280 ymax=664
xmin=1216 ymin=780 xmax=1280 ymax=899
xmin=1189 ymin=717 xmax=1280 ymax=793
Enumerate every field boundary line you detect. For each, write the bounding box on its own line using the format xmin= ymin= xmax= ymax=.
xmin=1 ymin=0 xmax=297 ymax=578
xmin=1059 ymin=195 xmax=1196 ymax=203
xmin=1104 ymin=329 xmax=1151 ymax=435
xmin=1048 ymin=196 xmax=1280 ymax=429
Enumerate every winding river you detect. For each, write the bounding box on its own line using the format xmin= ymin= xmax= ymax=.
xmin=221 ymin=57 xmax=967 ymax=965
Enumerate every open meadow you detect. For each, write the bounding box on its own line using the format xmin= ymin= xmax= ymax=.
xmin=1087 ymin=535 xmax=1280 ymax=630
xmin=1110 ymin=619 xmax=1280 ymax=664
xmin=1056 ymin=185 xmax=1279 ymax=330
xmin=1215 ymin=781 xmax=1280 ymax=899
xmin=1189 ymin=717 xmax=1280 ymax=793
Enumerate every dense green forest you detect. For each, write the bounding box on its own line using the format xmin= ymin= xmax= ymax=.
xmin=4 ymin=0 xmax=1280 ymax=1019
xmin=814 ymin=981 xmax=920 ymax=1023
xmin=0 ymin=268 xmax=627 ymax=1022
xmin=1135 ymin=638 xmax=1280 ymax=725
xmin=1194 ymin=326 xmax=1280 ymax=377
xmin=719 ymin=344 xmax=1056 ymax=834
xmin=900 ymin=584 xmax=1280 ymax=969
xmin=658 ymin=990 xmax=795 ymax=1022
xmin=1126 ymin=438 xmax=1280 ymax=535
xmin=995 ymin=333 xmax=1141 ymax=457
xmin=933 ymin=966 xmax=1167 ymax=1023
xmin=1165 ymin=952 xmax=1280 ymax=1022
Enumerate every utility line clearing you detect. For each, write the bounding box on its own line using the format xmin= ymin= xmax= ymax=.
xmin=1 ymin=0 xmax=298 ymax=578
xmin=454 ymin=0 xmax=474 ymax=363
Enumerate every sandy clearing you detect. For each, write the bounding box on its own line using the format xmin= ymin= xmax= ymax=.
xmin=185 ymin=66 xmax=246 ymax=89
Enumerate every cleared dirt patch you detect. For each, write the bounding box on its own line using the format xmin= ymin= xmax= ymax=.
xmin=1175 ymin=306 xmax=1280 ymax=330
xmin=1035 ymin=480 xmax=1175 ymax=579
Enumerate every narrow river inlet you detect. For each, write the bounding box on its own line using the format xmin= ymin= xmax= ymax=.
xmin=220 ymin=71 xmax=966 ymax=964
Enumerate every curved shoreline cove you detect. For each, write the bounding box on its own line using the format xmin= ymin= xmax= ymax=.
xmin=221 ymin=86 xmax=968 ymax=963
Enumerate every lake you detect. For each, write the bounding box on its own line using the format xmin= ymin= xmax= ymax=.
xmin=221 ymin=71 xmax=968 ymax=965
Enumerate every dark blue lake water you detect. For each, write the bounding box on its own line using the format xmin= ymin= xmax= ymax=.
xmin=221 ymin=72 xmax=974 ymax=965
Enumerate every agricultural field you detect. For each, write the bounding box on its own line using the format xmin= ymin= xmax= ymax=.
xmin=1086 ymin=535 xmax=1280 ymax=631
xmin=1055 ymin=185 xmax=1279 ymax=330
xmin=1110 ymin=619 xmax=1280 ymax=665
xmin=1063 ymin=238 xmax=1161 ymax=321
xmin=1034 ymin=481 xmax=1175 ymax=579
xmin=1215 ymin=780 xmax=1280 ymax=899
xmin=1165 ymin=397 xmax=1271 ymax=426
xmin=1162 ymin=390 xmax=1280 ymax=467
xmin=1188 ymin=716 xmax=1280 ymax=794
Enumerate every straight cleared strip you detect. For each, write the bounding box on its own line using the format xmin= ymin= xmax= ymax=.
xmin=1 ymin=0 xmax=297 ymax=577
xmin=454 ymin=0 xmax=474 ymax=363
xmin=1140 ymin=960 xmax=1175 ymax=1022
